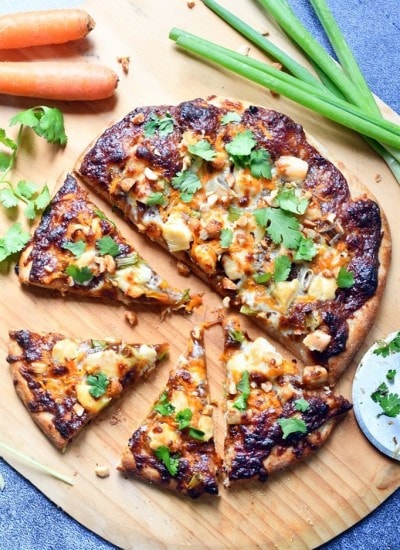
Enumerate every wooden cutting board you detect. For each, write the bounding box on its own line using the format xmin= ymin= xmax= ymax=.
xmin=1 ymin=1 xmax=399 ymax=548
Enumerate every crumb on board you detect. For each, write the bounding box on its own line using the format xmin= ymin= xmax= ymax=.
xmin=117 ymin=56 xmax=130 ymax=74
xmin=237 ymin=44 xmax=250 ymax=56
xmin=95 ymin=465 xmax=110 ymax=479
xmin=187 ymin=1 xmax=195 ymax=8
xmin=176 ymin=260 xmax=191 ymax=277
xmin=124 ymin=311 xmax=138 ymax=326
xmin=375 ymin=173 xmax=382 ymax=183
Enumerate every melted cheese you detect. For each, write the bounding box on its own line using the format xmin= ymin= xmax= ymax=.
xmin=51 ymin=339 xmax=80 ymax=363
xmin=76 ymin=382 xmax=111 ymax=413
xmin=307 ymin=275 xmax=337 ymax=301
xmin=148 ymin=422 xmax=181 ymax=450
xmin=271 ymin=280 xmax=300 ymax=311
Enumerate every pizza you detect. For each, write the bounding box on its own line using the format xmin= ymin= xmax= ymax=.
xmin=6 ymin=330 xmax=169 ymax=451
xmin=77 ymin=96 xmax=391 ymax=385
xmin=221 ymin=316 xmax=352 ymax=485
xmin=119 ymin=325 xmax=222 ymax=498
xmin=18 ymin=174 xmax=201 ymax=313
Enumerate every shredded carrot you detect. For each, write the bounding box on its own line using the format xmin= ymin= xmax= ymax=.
xmin=0 ymin=61 xmax=118 ymax=101
xmin=0 ymin=9 xmax=95 ymax=49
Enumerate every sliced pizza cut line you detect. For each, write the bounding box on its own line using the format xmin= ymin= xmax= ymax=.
xmin=78 ymin=97 xmax=390 ymax=385
xmin=6 ymin=330 xmax=169 ymax=451
xmin=18 ymin=174 xmax=201 ymax=314
xmin=221 ymin=316 xmax=352 ymax=486
xmin=118 ymin=325 xmax=222 ymax=498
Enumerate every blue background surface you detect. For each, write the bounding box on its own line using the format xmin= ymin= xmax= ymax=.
xmin=1 ymin=1 xmax=399 ymax=549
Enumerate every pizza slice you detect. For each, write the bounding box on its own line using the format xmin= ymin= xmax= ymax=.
xmin=7 ymin=330 xmax=169 ymax=451
xmin=18 ymin=174 xmax=201 ymax=313
xmin=119 ymin=325 xmax=222 ymax=498
xmin=221 ymin=316 xmax=352 ymax=485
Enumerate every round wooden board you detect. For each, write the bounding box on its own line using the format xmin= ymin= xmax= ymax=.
xmin=1 ymin=1 xmax=399 ymax=548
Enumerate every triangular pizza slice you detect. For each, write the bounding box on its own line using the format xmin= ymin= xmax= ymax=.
xmin=7 ymin=330 xmax=169 ymax=451
xmin=221 ymin=316 xmax=352 ymax=485
xmin=119 ymin=325 xmax=222 ymax=498
xmin=18 ymin=174 xmax=201 ymax=313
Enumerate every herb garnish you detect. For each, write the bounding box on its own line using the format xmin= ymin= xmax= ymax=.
xmin=276 ymin=188 xmax=309 ymax=215
xmin=336 ymin=266 xmax=355 ymax=288
xmin=146 ymin=192 xmax=166 ymax=206
xmin=294 ymin=398 xmax=310 ymax=412
xmin=370 ymin=382 xmax=400 ymax=418
xmin=188 ymin=139 xmax=216 ymax=161
xmin=87 ymin=372 xmax=109 ymax=399
xmin=232 ymin=370 xmax=251 ymax=411
xmin=62 ymin=240 xmax=86 ymax=258
xmin=220 ymin=227 xmax=233 ymax=248
xmin=0 ymin=223 xmax=30 ymax=263
xmin=225 ymin=130 xmax=272 ymax=179
xmin=153 ymin=391 xmax=175 ymax=416
xmin=386 ymin=369 xmax=397 ymax=381
xmin=373 ymin=332 xmax=400 ymax=358
xmin=65 ymin=265 xmax=94 ymax=284
xmin=96 ymin=235 xmax=120 ymax=257
xmin=171 ymin=170 xmax=202 ymax=202
xmin=221 ymin=111 xmax=241 ymax=125
xmin=278 ymin=417 xmax=308 ymax=438
xmin=154 ymin=446 xmax=180 ymax=476
xmin=144 ymin=112 xmax=175 ymax=138
xmin=254 ymin=206 xmax=302 ymax=249
xmin=273 ymin=255 xmax=291 ymax=283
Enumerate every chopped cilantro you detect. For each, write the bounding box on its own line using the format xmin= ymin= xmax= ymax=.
xmin=253 ymin=272 xmax=271 ymax=285
xmin=254 ymin=207 xmax=302 ymax=250
xmin=250 ymin=148 xmax=272 ymax=179
xmin=87 ymin=372 xmax=109 ymax=399
xmin=371 ymin=382 xmax=388 ymax=403
xmin=232 ymin=370 xmax=250 ymax=411
xmin=65 ymin=265 xmax=94 ymax=284
xmin=221 ymin=111 xmax=241 ymax=125
xmin=154 ymin=445 xmax=180 ymax=476
xmin=62 ymin=240 xmax=86 ymax=258
xmin=171 ymin=170 xmax=202 ymax=202
xmin=278 ymin=417 xmax=308 ymax=439
xmin=377 ymin=393 xmax=400 ymax=418
xmin=220 ymin=228 xmax=233 ymax=248
xmin=294 ymin=236 xmax=317 ymax=261
xmin=226 ymin=130 xmax=256 ymax=157
xmin=188 ymin=139 xmax=216 ymax=161
xmin=337 ymin=266 xmax=355 ymax=288
xmin=188 ymin=427 xmax=205 ymax=440
xmin=146 ymin=192 xmax=166 ymax=206
xmin=276 ymin=188 xmax=309 ymax=215
xmin=153 ymin=391 xmax=175 ymax=416
xmin=96 ymin=235 xmax=120 ymax=257
xmin=373 ymin=332 xmax=400 ymax=358
xmin=144 ymin=112 xmax=175 ymax=138
xmin=176 ymin=408 xmax=193 ymax=430
xmin=273 ymin=255 xmax=291 ymax=282
xmin=93 ymin=209 xmax=116 ymax=227
xmin=294 ymin=398 xmax=310 ymax=412
xmin=386 ymin=369 xmax=397 ymax=381
xmin=0 ymin=222 xmax=30 ymax=263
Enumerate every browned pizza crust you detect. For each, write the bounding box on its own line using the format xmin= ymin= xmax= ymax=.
xmin=7 ymin=330 xmax=169 ymax=451
xmin=77 ymin=96 xmax=391 ymax=385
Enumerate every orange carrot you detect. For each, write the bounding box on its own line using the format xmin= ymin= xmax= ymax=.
xmin=0 ymin=9 xmax=95 ymax=49
xmin=0 ymin=61 xmax=119 ymax=101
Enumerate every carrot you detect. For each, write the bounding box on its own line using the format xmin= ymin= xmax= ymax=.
xmin=0 ymin=9 xmax=95 ymax=49
xmin=0 ymin=61 xmax=119 ymax=101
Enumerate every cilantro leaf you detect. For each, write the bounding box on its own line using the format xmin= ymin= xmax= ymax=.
xmin=16 ymin=180 xmax=37 ymax=200
xmin=277 ymin=417 xmax=308 ymax=439
xmin=254 ymin=207 xmax=302 ymax=249
xmin=371 ymin=382 xmax=388 ymax=403
xmin=221 ymin=111 xmax=241 ymax=125
xmin=24 ymin=201 xmax=36 ymax=220
xmin=273 ymin=255 xmax=291 ymax=282
xmin=65 ymin=265 xmax=94 ymax=284
xmin=377 ymin=393 xmax=400 ymax=418
xmin=171 ymin=170 xmax=202 ymax=202
xmin=374 ymin=332 xmax=400 ymax=358
xmin=220 ymin=228 xmax=233 ymax=248
xmin=153 ymin=391 xmax=175 ymax=416
xmin=294 ymin=236 xmax=317 ymax=261
xmin=337 ymin=266 xmax=355 ymax=289
xmin=0 ymin=127 xmax=17 ymax=151
xmin=96 ymin=235 xmax=120 ymax=257
xmin=62 ymin=240 xmax=86 ymax=258
xmin=144 ymin=113 xmax=175 ymax=138
xmin=386 ymin=369 xmax=397 ymax=381
xmin=276 ymin=188 xmax=309 ymax=215
xmin=233 ymin=370 xmax=250 ymax=411
xmin=93 ymin=209 xmax=116 ymax=227
xmin=294 ymin=398 xmax=310 ymax=412
xmin=34 ymin=184 xmax=51 ymax=211
xmin=176 ymin=408 xmax=193 ymax=430
xmin=226 ymin=130 xmax=256 ymax=157
xmin=87 ymin=372 xmax=109 ymax=398
xmin=154 ymin=445 xmax=180 ymax=476
xmin=0 ymin=222 xmax=30 ymax=262
xmin=146 ymin=192 xmax=166 ymax=206
xmin=188 ymin=140 xmax=216 ymax=162
xmin=10 ymin=106 xmax=67 ymax=145
xmin=0 ymin=188 xmax=18 ymax=209
xmin=250 ymin=148 xmax=272 ymax=179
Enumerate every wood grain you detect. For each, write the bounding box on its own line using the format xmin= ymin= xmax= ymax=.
xmin=0 ymin=1 xmax=399 ymax=548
